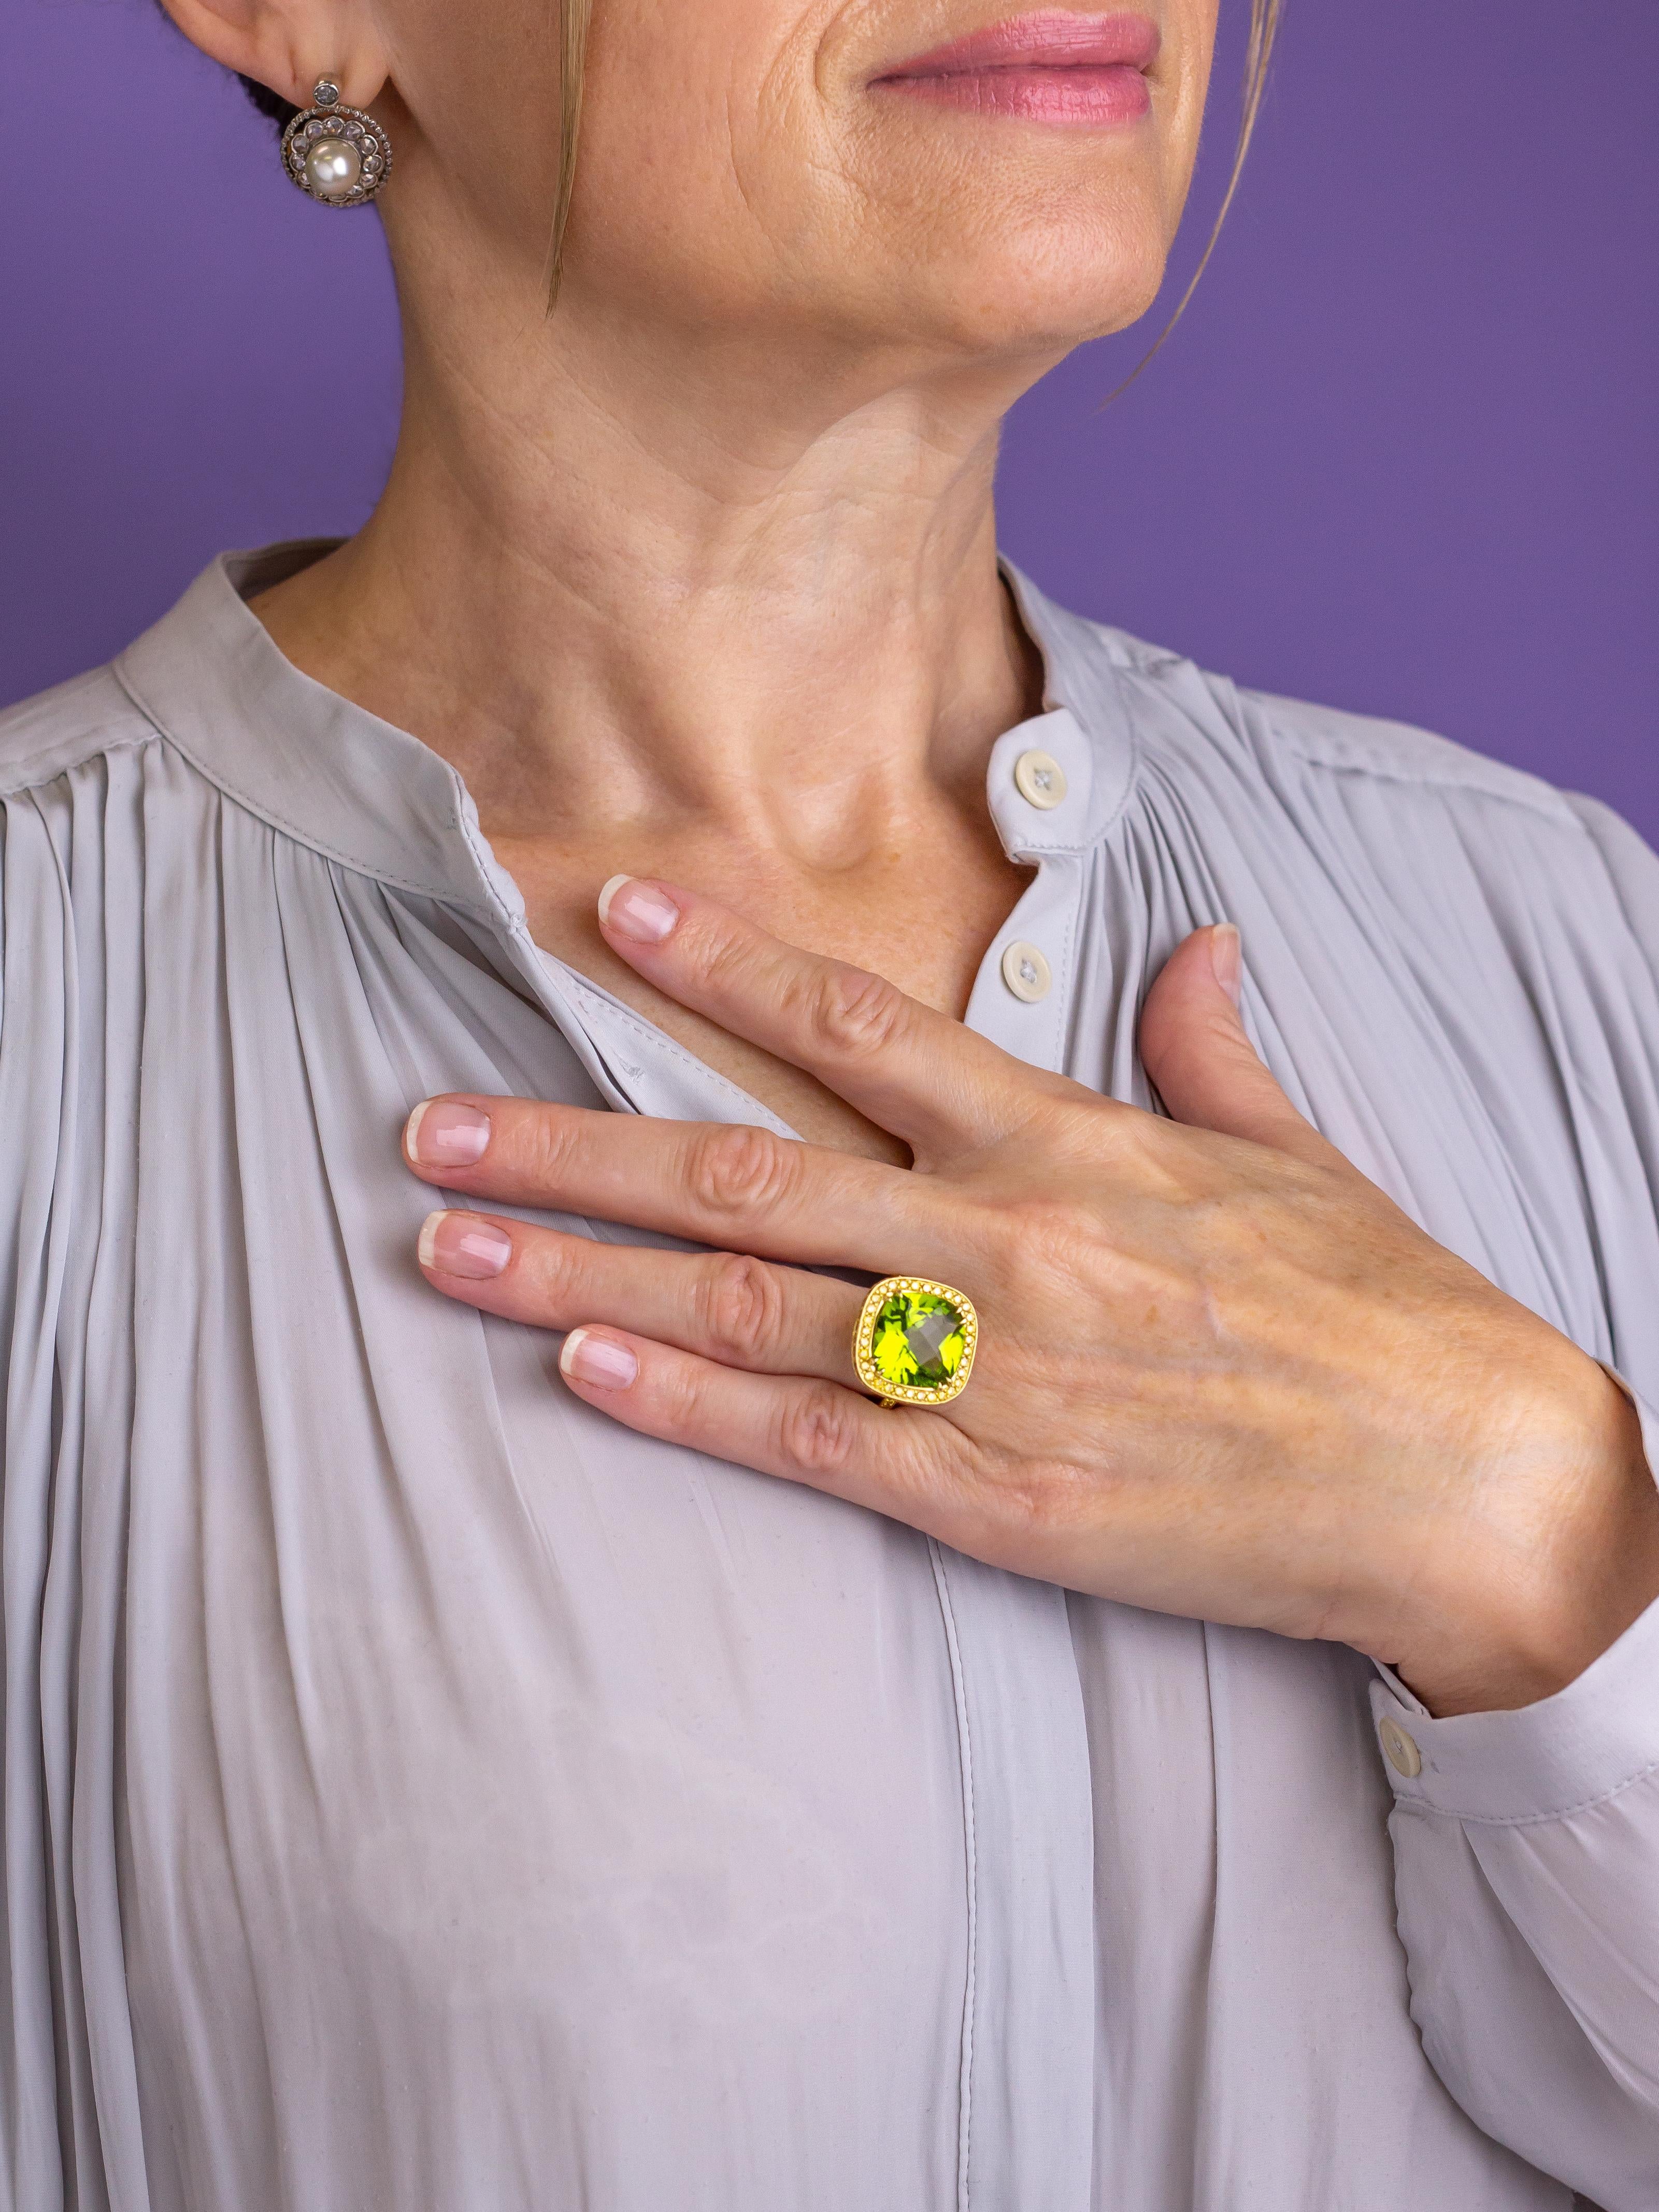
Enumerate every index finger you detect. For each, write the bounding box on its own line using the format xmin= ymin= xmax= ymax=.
xmin=596 ymin=876 xmax=1074 ymax=1162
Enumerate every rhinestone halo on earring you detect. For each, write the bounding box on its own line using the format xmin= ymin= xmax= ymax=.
xmin=281 ymin=79 xmax=393 ymax=208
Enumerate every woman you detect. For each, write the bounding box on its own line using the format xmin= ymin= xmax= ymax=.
xmin=4 ymin=0 xmax=1656 ymax=2204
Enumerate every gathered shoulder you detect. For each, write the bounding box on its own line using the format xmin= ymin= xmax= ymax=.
xmin=1009 ymin=569 xmax=1590 ymax=839
xmin=0 ymin=663 xmax=159 ymax=803
xmin=1083 ymin=615 xmax=1580 ymax=830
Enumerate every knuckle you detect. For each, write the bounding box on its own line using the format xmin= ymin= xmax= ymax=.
xmin=689 ymin=1124 xmax=798 ymax=1219
xmin=653 ymin=1355 xmax=714 ymax=1434
xmin=698 ymin=1252 xmax=785 ymax=1365
xmin=520 ymin=1105 xmax=583 ymax=1189
xmin=991 ymin=1195 xmax=1104 ymax=1296
xmin=693 ymin=924 xmax=753 ymax=995
xmin=522 ymin=1231 xmax=585 ymax=1308
xmin=777 ymin=1384 xmax=862 ymax=1478
xmin=995 ymin=1457 xmax=1094 ymax=1545
xmin=805 ymin=965 xmax=909 ymax=1062
xmin=1008 ymin=1193 xmax=1090 ymax=1253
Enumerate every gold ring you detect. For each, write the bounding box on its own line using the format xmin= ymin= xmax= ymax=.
xmin=852 ymin=1277 xmax=978 ymax=1409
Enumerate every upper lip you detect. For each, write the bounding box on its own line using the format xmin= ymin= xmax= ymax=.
xmin=874 ymin=10 xmax=1161 ymax=80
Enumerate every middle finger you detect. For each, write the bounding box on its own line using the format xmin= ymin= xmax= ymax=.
xmin=404 ymin=1094 xmax=950 ymax=1273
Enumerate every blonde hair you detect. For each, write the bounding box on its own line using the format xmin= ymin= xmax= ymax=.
xmin=548 ymin=0 xmax=594 ymax=308
xmin=1111 ymin=0 xmax=1284 ymax=395
xmin=545 ymin=0 xmax=1283 ymax=317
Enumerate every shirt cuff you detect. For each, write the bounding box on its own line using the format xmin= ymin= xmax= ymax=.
xmin=1367 ymin=1373 xmax=1659 ymax=1826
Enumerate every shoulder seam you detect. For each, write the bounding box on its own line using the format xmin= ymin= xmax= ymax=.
xmin=1206 ymin=668 xmax=1578 ymax=825
xmin=0 ymin=722 xmax=158 ymax=803
xmin=1264 ymin=719 xmax=1577 ymax=823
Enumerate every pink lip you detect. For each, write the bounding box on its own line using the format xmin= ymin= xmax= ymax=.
xmin=872 ymin=10 xmax=1160 ymax=126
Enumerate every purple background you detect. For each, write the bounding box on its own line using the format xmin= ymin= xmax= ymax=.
xmin=6 ymin=2 xmax=1657 ymax=839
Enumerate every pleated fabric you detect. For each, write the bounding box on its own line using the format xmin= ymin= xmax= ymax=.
xmin=0 ymin=545 xmax=1655 ymax=2212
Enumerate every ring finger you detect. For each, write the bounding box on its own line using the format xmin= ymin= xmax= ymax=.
xmin=418 ymin=1209 xmax=866 ymax=1383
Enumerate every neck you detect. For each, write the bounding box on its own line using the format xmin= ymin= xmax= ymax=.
xmin=255 ymin=291 xmax=1046 ymax=866
xmin=253 ymin=282 xmax=1054 ymax=1155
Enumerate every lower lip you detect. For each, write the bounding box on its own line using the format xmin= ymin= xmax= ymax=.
xmin=874 ymin=63 xmax=1150 ymax=125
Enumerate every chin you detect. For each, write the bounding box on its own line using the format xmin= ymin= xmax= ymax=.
xmin=826 ymin=108 xmax=1177 ymax=336
xmin=966 ymin=237 xmax=1165 ymax=353
xmin=852 ymin=199 xmax=1174 ymax=363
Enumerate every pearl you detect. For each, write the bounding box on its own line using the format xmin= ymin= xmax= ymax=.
xmin=304 ymin=137 xmax=363 ymax=199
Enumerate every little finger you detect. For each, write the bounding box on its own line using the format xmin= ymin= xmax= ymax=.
xmin=556 ymin=1324 xmax=978 ymax=1534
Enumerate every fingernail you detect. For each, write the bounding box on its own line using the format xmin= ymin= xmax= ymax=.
xmin=598 ymin=875 xmax=681 ymax=944
xmin=406 ymin=1099 xmax=491 ymax=1168
xmin=418 ymin=1210 xmax=512 ymax=1280
xmin=1210 ymin=923 xmax=1242 ymax=1008
xmin=560 ymin=1326 xmax=639 ymax=1391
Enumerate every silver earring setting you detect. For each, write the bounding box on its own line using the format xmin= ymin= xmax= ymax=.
xmin=281 ymin=79 xmax=393 ymax=208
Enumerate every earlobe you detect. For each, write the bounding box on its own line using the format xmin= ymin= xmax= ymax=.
xmin=154 ymin=0 xmax=389 ymax=115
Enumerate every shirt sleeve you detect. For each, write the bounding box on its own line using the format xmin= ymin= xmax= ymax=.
xmin=1369 ymin=1382 xmax=1659 ymax=2211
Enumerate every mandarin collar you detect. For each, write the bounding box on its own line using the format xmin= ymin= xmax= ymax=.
xmin=114 ymin=541 xmax=1138 ymax=918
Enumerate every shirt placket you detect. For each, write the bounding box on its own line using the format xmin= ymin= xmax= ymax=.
xmin=965 ymin=709 xmax=1096 ymax=1078
xmin=506 ymin=719 xmax=1102 ymax=2212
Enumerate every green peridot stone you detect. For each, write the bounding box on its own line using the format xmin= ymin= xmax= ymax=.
xmin=870 ymin=1289 xmax=967 ymax=1391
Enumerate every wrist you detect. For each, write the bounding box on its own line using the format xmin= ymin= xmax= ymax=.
xmin=1391 ymin=1348 xmax=1659 ymax=1718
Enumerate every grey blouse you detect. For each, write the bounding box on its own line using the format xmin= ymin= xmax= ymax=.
xmin=2 ymin=544 xmax=1657 ymax=2212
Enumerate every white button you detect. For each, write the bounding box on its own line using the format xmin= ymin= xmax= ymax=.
xmin=1000 ymin=941 xmax=1052 ymax=1003
xmin=1013 ymin=749 xmax=1067 ymax=810
xmin=1378 ymin=1717 xmax=1422 ymax=1779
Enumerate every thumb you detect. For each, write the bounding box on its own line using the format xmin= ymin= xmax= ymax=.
xmin=1139 ymin=926 xmax=1337 ymax=1169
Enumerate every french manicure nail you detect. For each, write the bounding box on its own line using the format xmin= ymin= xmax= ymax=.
xmin=560 ymin=1326 xmax=640 ymax=1390
xmin=418 ymin=1210 xmax=512 ymax=1280
xmin=1210 ymin=922 xmax=1243 ymax=1008
xmin=406 ymin=1099 xmax=491 ymax=1167
xmin=598 ymin=875 xmax=681 ymax=944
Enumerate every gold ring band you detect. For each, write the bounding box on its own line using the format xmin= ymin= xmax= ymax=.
xmin=852 ymin=1277 xmax=978 ymax=1409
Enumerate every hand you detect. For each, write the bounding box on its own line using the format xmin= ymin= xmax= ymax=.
xmin=403 ymin=878 xmax=1659 ymax=1716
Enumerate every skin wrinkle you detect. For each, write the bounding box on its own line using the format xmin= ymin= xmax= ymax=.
xmin=383 ymin=351 xmax=1012 ymax=838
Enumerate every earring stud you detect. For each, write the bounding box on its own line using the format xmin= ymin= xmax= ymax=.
xmin=281 ymin=78 xmax=393 ymax=208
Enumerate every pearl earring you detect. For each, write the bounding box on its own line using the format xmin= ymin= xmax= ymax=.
xmin=281 ymin=79 xmax=393 ymax=208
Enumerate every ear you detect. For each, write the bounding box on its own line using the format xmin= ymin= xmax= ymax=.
xmin=155 ymin=0 xmax=389 ymax=113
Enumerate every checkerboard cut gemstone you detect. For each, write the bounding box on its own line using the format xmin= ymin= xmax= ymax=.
xmin=870 ymin=1289 xmax=967 ymax=1390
